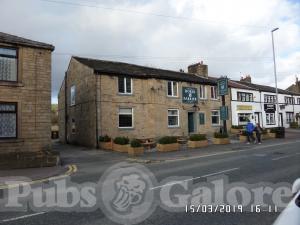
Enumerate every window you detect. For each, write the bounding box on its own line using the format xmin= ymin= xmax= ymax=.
xmin=266 ymin=113 xmax=275 ymax=125
xmin=211 ymin=110 xmax=220 ymax=125
xmin=71 ymin=118 xmax=76 ymax=134
xmin=199 ymin=85 xmax=206 ymax=99
xmin=70 ymin=85 xmax=76 ymax=106
xmin=264 ymin=95 xmax=276 ymax=103
xmin=285 ymin=97 xmax=294 ymax=105
xmin=199 ymin=112 xmax=205 ymax=125
xmin=237 ymin=92 xmax=253 ymax=102
xmin=118 ymin=76 xmax=132 ymax=94
xmin=0 ymin=103 xmax=17 ymax=138
xmin=119 ymin=108 xmax=133 ymax=128
xmin=210 ymin=86 xmax=218 ymax=99
xmin=297 ymin=98 xmax=300 ymax=105
xmin=168 ymin=109 xmax=179 ymax=127
xmin=286 ymin=112 xmax=294 ymax=124
xmin=238 ymin=113 xmax=252 ymax=125
xmin=0 ymin=47 xmax=17 ymax=81
xmin=167 ymin=81 xmax=178 ymax=97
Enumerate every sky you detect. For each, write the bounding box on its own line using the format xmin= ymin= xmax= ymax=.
xmin=1 ymin=0 xmax=300 ymax=103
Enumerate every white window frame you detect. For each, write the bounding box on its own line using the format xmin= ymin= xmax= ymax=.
xmin=118 ymin=77 xmax=133 ymax=95
xmin=167 ymin=81 xmax=178 ymax=97
xmin=210 ymin=86 xmax=218 ymax=100
xmin=266 ymin=113 xmax=275 ymax=125
xmin=199 ymin=85 xmax=206 ymax=99
xmin=297 ymin=98 xmax=300 ymax=105
xmin=286 ymin=112 xmax=294 ymax=124
xmin=118 ymin=107 xmax=134 ymax=129
xmin=70 ymin=85 xmax=76 ymax=106
xmin=168 ymin=109 xmax=180 ymax=127
xmin=211 ymin=110 xmax=220 ymax=126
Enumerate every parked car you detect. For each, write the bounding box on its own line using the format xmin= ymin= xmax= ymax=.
xmin=273 ymin=178 xmax=300 ymax=225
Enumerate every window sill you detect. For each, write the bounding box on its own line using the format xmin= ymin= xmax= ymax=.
xmin=168 ymin=126 xmax=180 ymax=129
xmin=0 ymin=81 xmax=24 ymax=87
xmin=118 ymin=93 xmax=133 ymax=96
xmin=0 ymin=138 xmax=24 ymax=143
xmin=167 ymin=96 xmax=179 ymax=98
xmin=118 ymin=127 xmax=134 ymax=130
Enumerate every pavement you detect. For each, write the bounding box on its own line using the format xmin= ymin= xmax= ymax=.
xmin=0 ymin=129 xmax=299 ymax=225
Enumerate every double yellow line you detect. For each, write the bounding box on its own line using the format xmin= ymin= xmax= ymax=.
xmin=0 ymin=164 xmax=77 ymax=190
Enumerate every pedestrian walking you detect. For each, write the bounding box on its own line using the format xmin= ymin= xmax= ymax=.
xmin=254 ymin=123 xmax=262 ymax=144
xmin=246 ymin=120 xmax=255 ymax=144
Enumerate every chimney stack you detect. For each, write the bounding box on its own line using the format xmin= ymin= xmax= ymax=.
xmin=187 ymin=61 xmax=208 ymax=77
xmin=240 ymin=75 xmax=252 ymax=83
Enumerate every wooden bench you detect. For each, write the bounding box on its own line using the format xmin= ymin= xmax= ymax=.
xmin=138 ymin=138 xmax=156 ymax=150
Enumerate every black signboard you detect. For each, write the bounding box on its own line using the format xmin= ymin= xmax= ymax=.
xmin=264 ymin=104 xmax=276 ymax=113
xmin=182 ymin=87 xmax=198 ymax=104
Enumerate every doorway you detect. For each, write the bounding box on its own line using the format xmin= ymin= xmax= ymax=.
xmin=254 ymin=112 xmax=261 ymax=125
xmin=188 ymin=112 xmax=195 ymax=133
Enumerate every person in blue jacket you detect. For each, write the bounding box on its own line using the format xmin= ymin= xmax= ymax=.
xmin=246 ymin=120 xmax=255 ymax=144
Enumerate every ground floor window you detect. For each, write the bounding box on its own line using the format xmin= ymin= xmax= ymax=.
xmin=211 ymin=110 xmax=220 ymax=125
xmin=0 ymin=102 xmax=17 ymax=138
xmin=119 ymin=108 xmax=133 ymax=128
xmin=238 ymin=113 xmax=252 ymax=125
xmin=266 ymin=113 xmax=275 ymax=125
xmin=286 ymin=112 xmax=294 ymax=124
xmin=168 ymin=109 xmax=179 ymax=127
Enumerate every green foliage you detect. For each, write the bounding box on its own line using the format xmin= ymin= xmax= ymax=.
xmin=130 ymin=139 xmax=142 ymax=148
xmin=189 ymin=134 xmax=207 ymax=141
xmin=214 ymin=132 xmax=229 ymax=138
xmin=290 ymin=122 xmax=299 ymax=128
xmin=99 ymin=135 xmax=111 ymax=142
xmin=113 ymin=136 xmax=129 ymax=145
xmin=269 ymin=128 xmax=277 ymax=133
xmin=231 ymin=125 xmax=244 ymax=129
xmin=158 ymin=136 xmax=178 ymax=144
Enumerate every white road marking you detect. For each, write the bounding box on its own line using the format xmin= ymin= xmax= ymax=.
xmin=272 ymin=152 xmax=300 ymax=161
xmin=1 ymin=212 xmax=46 ymax=223
xmin=150 ymin=167 xmax=239 ymax=190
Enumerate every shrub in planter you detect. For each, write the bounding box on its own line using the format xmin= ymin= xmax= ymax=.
xmin=128 ymin=139 xmax=144 ymax=156
xmin=268 ymin=128 xmax=277 ymax=138
xmin=157 ymin=136 xmax=179 ymax=152
xmin=290 ymin=122 xmax=299 ymax=129
xmin=212 ymin=132 xmax=230 ymax=145
xmin=231 ymin=125 xmax=244 ymax=134
xmin=113 ymin=136 xmax=130 ymax=152
xmin=188 ymin=134 xmax=208 ymax=148
xmin=99 ymin=135 xmax=112 ymax=150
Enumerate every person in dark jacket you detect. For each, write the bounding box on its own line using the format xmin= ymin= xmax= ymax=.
xmin=254 ymin=123 xmax=262 ymax=144
xmin=246 ymin=120 xmax=255 ymax=144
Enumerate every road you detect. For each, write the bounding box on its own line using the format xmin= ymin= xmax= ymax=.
xmin=0 ymin=139 xmax=299 ymax=225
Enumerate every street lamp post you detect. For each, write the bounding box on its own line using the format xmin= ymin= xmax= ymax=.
xmin=271 ymin=27 xmax=280 ymax=127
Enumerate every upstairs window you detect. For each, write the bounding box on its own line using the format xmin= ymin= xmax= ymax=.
xmin=199 ymin=85 xmax=206 ymax=99
xmin=0 ymin=102 xmax=17 ymax=138
xmin=264 ymin=95 xmax=276 ymax=103
xmin=210 ymin=86 xmax=218 ymax=99
xmin=285 ymin=97 xmax=294 ymax=105
xmin=70 ymin=85 xmax=76 ymax=106
xmin=297 ymin=98 xmax=300 ymax=105
xmin=0 ymin=47 xmax=17 ymax=81
xmin=118 ymin=76 xmax=132 ymax=94
xmin=167 ymin=81 xmax=178 ymax=97
xmin=237 ymin=92 xmax=253 ymax=102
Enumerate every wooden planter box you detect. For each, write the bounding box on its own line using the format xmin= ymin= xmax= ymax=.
xmin=99 ymin=141 xmax=113 ymax=150
xmin=268 ymin=133 xmax=276 ymax=138
xmin=188 ymin=140 xmax=208 ymax=148
xmin=113 ymin=144 xmax=129 ymax=153
xmin=230 ymin=128 xmax=242 ymax=134
xmin=212 ymin=138 xmax=230 ymax=145
xmin=239 ymin=135 xmax=247 ymax=142
xmin=128 ymin=147 xmax=144 ymax=156
xmin=157 ymin=143 xmax=179 ymax=152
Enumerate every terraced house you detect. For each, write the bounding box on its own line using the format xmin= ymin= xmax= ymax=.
xmin=0 ymin=32 xmax=57 ymax=168
xmin=58 ymin=58 xmax=230 ymax=148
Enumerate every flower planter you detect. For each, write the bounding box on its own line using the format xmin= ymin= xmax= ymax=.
xmin=212 ymin=138 xmax=230 ymax=145
xmin=268 ymin=133 xmax=276 ymax=138
xmin=99 ymin=141 xmax=113 ymax=150
xmin=113 ymin=144 xmax=130 ymax=153
xmin=230 ymin=128 xmax=241 ymax=134
xmin=188 ymin=140 xmax=208 ymax=148
xmin=128 ymin=147 xmax=144 ymax=156
xmin=157 ymin=143 xmax=179 ymax=152
xmin=239 ymin=135 xmax=247 ymax=142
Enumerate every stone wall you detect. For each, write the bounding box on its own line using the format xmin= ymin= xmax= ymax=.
xmin=0 ymin=44 xmax=52 ymax=154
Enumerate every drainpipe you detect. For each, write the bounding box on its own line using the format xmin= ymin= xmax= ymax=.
xmin=95 ymin=74 xmax=99 ymax=148
xmin=64 ymin=72 xmax=68 ymax=144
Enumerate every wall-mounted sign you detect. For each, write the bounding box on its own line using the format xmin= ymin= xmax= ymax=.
xmin=237 ymin=105 xmax=252 ymax=111
xmin=220 ymin=106 xmax=229 ymax=120
xmin=182 ymin=87 xmax=198 ymax=104
xmin=217 ymin=78 xmax=228 ymax=96
xmin=264 ymin=104 xmax=276 ymax=113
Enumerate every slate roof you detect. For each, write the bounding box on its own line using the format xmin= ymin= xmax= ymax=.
xmin=73 ymin=56 xmax=216 ymax=85
xmin=0 ymin=32 xmax=55 ymax=51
